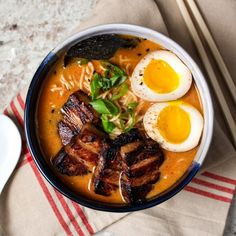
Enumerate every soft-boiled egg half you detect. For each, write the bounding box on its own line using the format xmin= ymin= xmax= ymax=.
xmin=143 ymin=102 xmax=203 ymax=152
xmin=131 ymin=50 xmax=192 ymax=102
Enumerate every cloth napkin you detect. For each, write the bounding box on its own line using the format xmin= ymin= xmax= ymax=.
xmin=0 ymin=0 xmax=236 ymax=235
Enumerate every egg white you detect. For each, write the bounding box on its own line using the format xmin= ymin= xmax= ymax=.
xmin=143 ymin=102 xmax=204 ymax=152
xmin=131 ymin=50 xmax=192 ymax=102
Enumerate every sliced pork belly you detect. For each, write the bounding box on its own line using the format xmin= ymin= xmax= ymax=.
xmin=120 ymin=138 xmax=163 ymax=175
xmin=120 ymin=176 xmax=153 ymax=203
xmin=58 ymin=90 xmax=100 ymax=145
xmin=58 ymin=121 xmax=75 ymax=146
xmin=52 ymin=149 xmax=88 ymax=176
xmin=112 ymin=128 xmax=143 ymax=147
xmin=53 ymin=124 xmax=107 ymax=176
xmin=93 ymin=145 xmax=121 ymax=196
xmin=119 ymin=130 xmax=164 ymax=203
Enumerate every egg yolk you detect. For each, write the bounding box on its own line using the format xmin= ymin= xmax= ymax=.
xmin=143 ymin=59 xmax=179 ymax=93
xmin=157 ymin=105 xmax=190 ymax=143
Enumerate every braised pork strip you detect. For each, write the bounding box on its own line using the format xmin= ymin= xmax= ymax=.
xmin=53 ymin=124 xmax=107 ymax=176
xmin=58 ymin=90 xmax=100 ymax=145
xmin=118 ymin=130 xmax=164 ymax=203
xmin=93 ymin=144 xmax=121 ymax=196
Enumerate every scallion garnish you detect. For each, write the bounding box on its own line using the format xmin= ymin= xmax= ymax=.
xmin=90 ymin=62 xmax=127 ymax=101
xmin=101 ymin=114 xmax=116 ymax=133
xmin=90 ymin=73 xmax=102 ymax=100
xmin=111 ymin=83 xmax=129 ymax=101
xmin=90 ymin=99 xmax=119 ymax=115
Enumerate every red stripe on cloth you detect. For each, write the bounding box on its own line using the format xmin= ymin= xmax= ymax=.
xmin=18 ymin=147 xmax=90 ymax=235
xmin=54 ymin=191 xmax=85 ymax=236
xmin=185 ymin=186 xmax=232 ymax=203
xmin=26 ymin=148 xmax=73 ymax=235
xmin=17 ymin=145 xmax=32 ymax=167
xmin=10 ymin=101 xmax=73 ymax=236
xmin=72 ymin=202 xmax=94 ymax=234
xmin=15 ymin=143 xmax=31 ymax=169
xmin=10 ymin=101 xmax=24 ymax=125
xmin=192 ymin=178 xmax=235 ymax=194
xmin=17 ymin=94 xmax=25 ymax=110
xmin=3 ymin=108 xmax=9 ymax=115
xmin=202 ymin=172 xmax=236 ymax=185
xmin=19 ymin=94 xmax=93 ymax=235
xmin=16 ymin=156 xmax=32 ymax=169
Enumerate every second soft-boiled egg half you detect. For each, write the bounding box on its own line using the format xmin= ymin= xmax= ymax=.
xmin=143 ymin=102 xmax=203 ymax=152
xmin=131 ymin=50 xmax=192 ymax=102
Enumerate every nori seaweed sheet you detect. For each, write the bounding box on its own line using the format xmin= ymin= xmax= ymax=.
xmin=64 ymin=34 xmax=138 ymax=66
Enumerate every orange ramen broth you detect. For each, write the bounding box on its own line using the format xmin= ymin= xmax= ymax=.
xmin=37 ymin=37 xmax=203 ymax=203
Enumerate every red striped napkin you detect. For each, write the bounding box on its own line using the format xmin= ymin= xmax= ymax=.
xmin=2 ymin=90 xmax=236 ymax=235
xmin=1 ymin=0 xmax=235 ymax=235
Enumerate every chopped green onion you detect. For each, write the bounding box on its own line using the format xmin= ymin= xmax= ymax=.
xmin=110 ymin=74 xmax=121 ymax=87
xmin=91 ymin=73 xmax=102 ymax=100
xmin=120 ymin=118 xmax=125 ymax=131
xmin=101 ymin=114 xmax=116 ymax=133
xmin=102 ymin=61 xmax=126 ymax=76
xmin=104 ymin=100 xmax=119 ymax=115
xmin=114 ymin=66 xmax=126 ymax=76
xmin=98 ymin=77 xmax=111 ymax=90
xmin=124 ymin=111 xmax=136 ymax=132
xmin=90 ymin=99 xmax=119 ymax=115
xmin=111 ymin=83 xmax=129 ymax=101
xmin=90 ymin=62 xmax=127 ymax=100
xmin=119 ymin=101 xmax=138 ymax=132
xmin=119 ymin=112 xmax=129 ymax=120
xmin=110 ymin=63 xmax=126 ymax=76
xmin=116 ymin=75 xmax=127 ymax=86
xmin=119 ymin=111 xmax=135 ymax=133
xmin=104 ymin=69 xmax=109 ymax=77
xmin=128 ymin=102 xmax=138 ymax=110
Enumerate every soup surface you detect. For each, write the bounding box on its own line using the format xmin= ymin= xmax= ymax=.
xmin=37 ymin=35 xmax=203 ymax=204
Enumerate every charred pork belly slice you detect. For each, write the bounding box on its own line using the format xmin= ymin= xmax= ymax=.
xmin=120 ymin=141 xmax=144 ymax=167
xmin=64 ymin=142 xmax=98 ymax=172
xmin=52 ymin=149 xmax=88 ymax=176
xmin=93 ymin=145 xmax=121 ymax=196
xmin=120 ymin=138 xmax=164 ymax=175
xmin=119 ymin=131 xmax=164 ymax=203
xmin=58 ymin=121 xmax=76 ymax=146
xmin=112 ymin=128 xmax=143 ymax=147
xmin=77 ymin=123 xmax=108 ymax=154
xmin=128 ymin=156 xmax=160 ymax=178
xmin=64 ymin=124 xmax=107 ymax=171
xmin=130 ymin=167 xmax=160 ymax=187
xmin=53 ymin=124 xmax=107 ymax=175
xmin=60 ymin=90 xmax=99 ymax=140
xmin=120 ymin=174 xmax=153 ymax=203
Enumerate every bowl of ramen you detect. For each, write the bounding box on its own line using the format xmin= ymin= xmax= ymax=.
xmin=25 ymin=24 xmax=213 ymax=212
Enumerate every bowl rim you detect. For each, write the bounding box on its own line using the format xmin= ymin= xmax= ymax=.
xmin=25 ymin=23 xmax=214 ymax=212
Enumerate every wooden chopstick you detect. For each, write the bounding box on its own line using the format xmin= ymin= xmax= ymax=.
xmin=186 ymin=0 xmax=236 ymax=104
xmin=176 ymin=0 xmax=236 ymax=149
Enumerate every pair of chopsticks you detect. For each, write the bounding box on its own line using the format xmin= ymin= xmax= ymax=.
xmin=176 ymin=0 xmax=236 ymax=149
